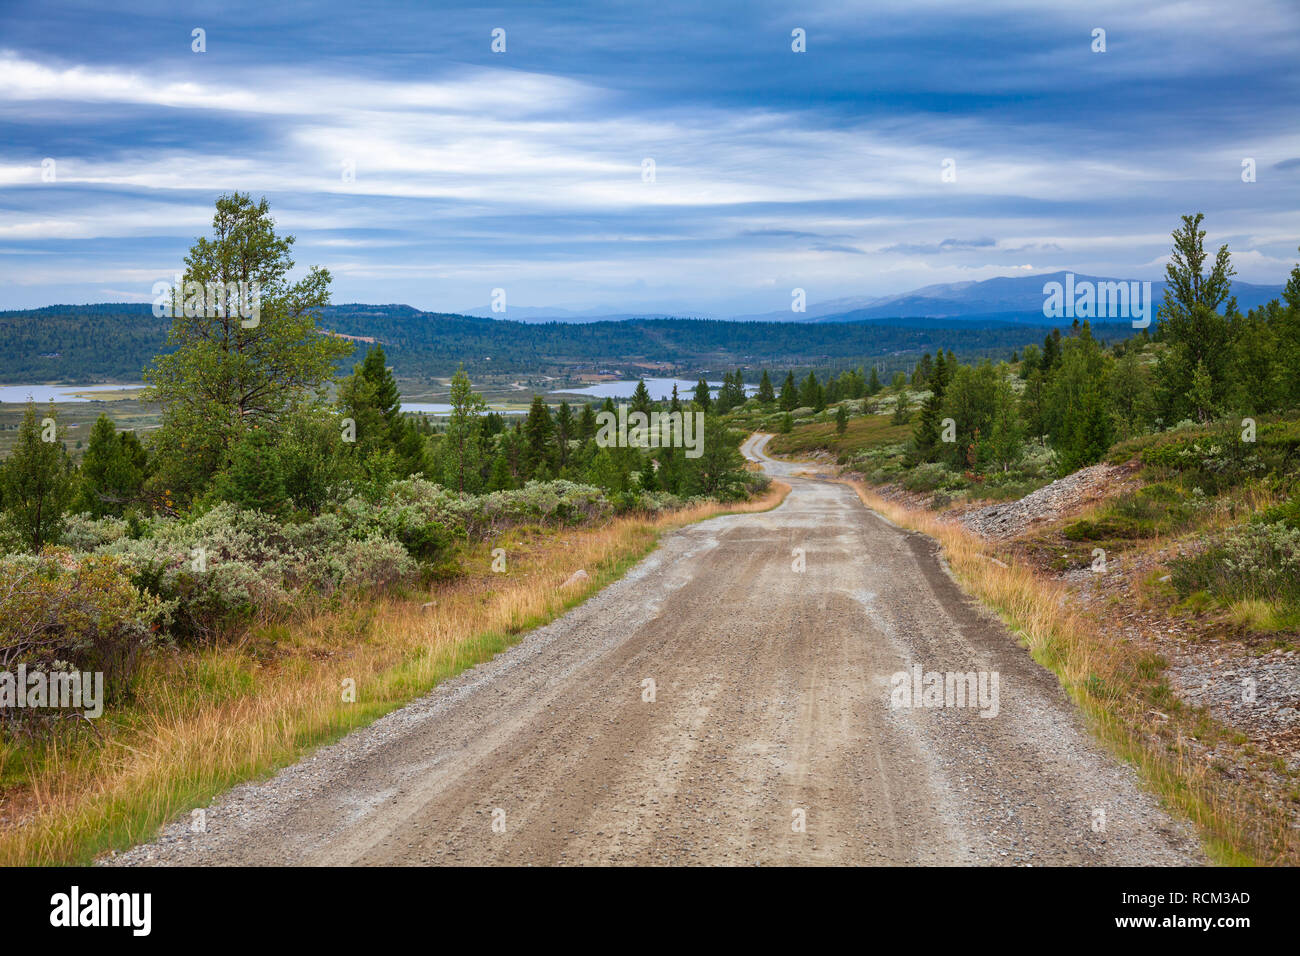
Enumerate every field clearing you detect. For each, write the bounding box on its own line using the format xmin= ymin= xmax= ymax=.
xmin=767 ymin=412 xmax=913 ymax=459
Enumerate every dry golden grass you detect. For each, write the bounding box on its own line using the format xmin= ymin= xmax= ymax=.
xmin=0 ymin=482 xmax=788 ymax=866
xmin=844 ymin=479 xmax=1298 ymax=866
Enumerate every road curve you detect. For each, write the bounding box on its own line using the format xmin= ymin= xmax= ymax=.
xmin=112 ymin=434 xmax=1202 ymax=866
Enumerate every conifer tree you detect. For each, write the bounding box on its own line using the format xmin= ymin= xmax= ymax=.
xmin=2 ymin=401 xmax=73 ymax=550
xmin=778 ymin=371 xmax=797 ymax=411
xmin=523 ymin=395 xmax=555 ymax=479
xmin=692 ymin=378 xmax=712 ymax=411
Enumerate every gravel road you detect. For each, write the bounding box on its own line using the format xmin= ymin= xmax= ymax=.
xmin=109 ymin=434 xmax=1203 ymax=866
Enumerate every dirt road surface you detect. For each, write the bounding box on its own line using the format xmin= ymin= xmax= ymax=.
xmin=110 ymin=434 xmax=1202 ymax=866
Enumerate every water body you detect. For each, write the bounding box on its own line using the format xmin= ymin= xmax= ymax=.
xmin=0 ymin=385 xmax=522 ymax=416
xmin=0 ymin=383 xmax=145 ymax=404
xmin=552 ymin=378 xmax=756 ymax=401
xmin=401 ymin=403 xmax=525 ymax=415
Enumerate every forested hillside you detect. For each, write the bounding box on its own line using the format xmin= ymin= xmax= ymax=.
xmin=0 ymin=302 xmax=1128 ymax=382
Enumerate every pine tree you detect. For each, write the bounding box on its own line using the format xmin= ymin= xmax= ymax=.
xmin=835 ymin=403 xmax=849 ymax=435
xmin=1155 ymin=213 xmax=1238 ymax=422
xmin=912 ymin=353 xmax=933 ymax=386
xmin=488 ymin=448 xmax=514 ymax=491
xmin=891 ymin=391 xmax=911 ymax=425
xmin=714 ymin=372 xmax=734 ymax=414
xmin=1045 ymin=323 xmax=1114 ymax=472
xmin=683 ymin=417 xmax=745 ymax=496
xmin=757 ymin=370 xmax=775 ymax=404
xmin=215 ymin=428 xmax=288 ymax=514
xmin=143 ymin=192 xmax=350 ymax=499
xmin=799 ymin=371 xmax=823 ymax=410
xmin=359 ymin=345 xmax=402 ymax=432
xmin=1040 ymin=331 xmax=1061 ymax=373
xmin=730 ymin=369 xmax=746 ymax=407
xmin=867 ymin=366 xmax=881 ymax=395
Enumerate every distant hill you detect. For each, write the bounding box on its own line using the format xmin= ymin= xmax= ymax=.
xmin=0 ymin=302 xmax=1130 ymax=382
xmin=732 ymin=272 xmax=1287 ymax=324
xmin=460 ymin=305 xmax=718 ymax=323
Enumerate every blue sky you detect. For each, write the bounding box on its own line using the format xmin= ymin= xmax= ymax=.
xmin=1 ymin=0 xmax=1298 ymax=314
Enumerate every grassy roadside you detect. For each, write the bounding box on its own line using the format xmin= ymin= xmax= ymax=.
xmin=767 ymin=413 xmax=913 ymax=460
xmin=0 ymin=482 xmax=789 ymax=866
xmin=841 ymin=479 xmax=1296 ymax=865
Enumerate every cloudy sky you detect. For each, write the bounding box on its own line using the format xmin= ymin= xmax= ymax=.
xmin=1 ymin=0 xmax=1298 ymax=314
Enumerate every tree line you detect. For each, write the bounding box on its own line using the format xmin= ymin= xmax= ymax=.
xmin=903 ymin=214 xmax=1300 ymax=475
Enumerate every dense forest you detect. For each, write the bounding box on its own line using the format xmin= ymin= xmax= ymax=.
xmin=0 ymin=302 xmax=1133 ymax=382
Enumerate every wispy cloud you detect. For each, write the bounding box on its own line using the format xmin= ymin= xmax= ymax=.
xmin=0 ymin=0 xmax=1297 ymax=312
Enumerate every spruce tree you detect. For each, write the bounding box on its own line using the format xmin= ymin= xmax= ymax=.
xmin=75 ymin=414 xmax=146 ymax=517
xmin=439 ymin=365 xmax=484 ymax=493
xmin=215 ymin=428 xmax=288 ymax=514
xmin=3 ymin=401 xmax=73 ymax=550
xmin=914 ymin=352 xmax=951 ymax=457
xmin=778 ymin=372 xmax=797 ymax=411
xmin=631 ymin=379 xmax=653 ymax=416
xmin=554 ymin=400 xmax=575 ymax=471
xmin=578 ymin=403 xmax=598 ymax=442
xmin=523 ymin=395 xmax=555 ymax=479
xmin=692 ymin=378 xmax=712 ymax=411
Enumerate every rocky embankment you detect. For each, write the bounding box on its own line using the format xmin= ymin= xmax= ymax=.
xmin=959 ymin=464 xmax=1136 ymax=540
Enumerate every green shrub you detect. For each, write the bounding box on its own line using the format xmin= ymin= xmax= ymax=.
xmin=1254 ymin=496 xmax=1300 ymax=531
xmin=1062 ymin=515 xmax=1144 ymax=541
xmin=902 ymin=462 xmax=949 ymax=493
xmin=0 ymin=550 xmax=162 ymax=705
xmin=1169 ymin=521 xmax=1300 ymax=616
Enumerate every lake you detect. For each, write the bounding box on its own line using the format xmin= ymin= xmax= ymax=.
xmin=0 ymin=385 xmax=525 ymax=416
xmin=0 ymin=384 xmax=146 ymax=404
xmin=401 ymin=403 xmax=525 ymax=415
xmin=552 ymin=378 xmax=756 ymax=401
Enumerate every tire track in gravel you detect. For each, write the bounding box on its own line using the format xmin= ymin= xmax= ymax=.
xmin=109 ymin=434 xmax=1204 ymax=866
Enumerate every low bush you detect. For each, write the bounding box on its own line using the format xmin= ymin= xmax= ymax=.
xmin=1169 ymin=521 xmax=1300 ymax=620
xmin=901 ymin=462 xmax=949 ymax=493
xmin=0 ymin=549 xmax=162 ymax=705
xmin=1062 ymin=515 xmax=1145 ymax=541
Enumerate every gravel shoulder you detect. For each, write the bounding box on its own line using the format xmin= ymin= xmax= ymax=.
xmin=108 ymin=434 xmax=1203 ymax=866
